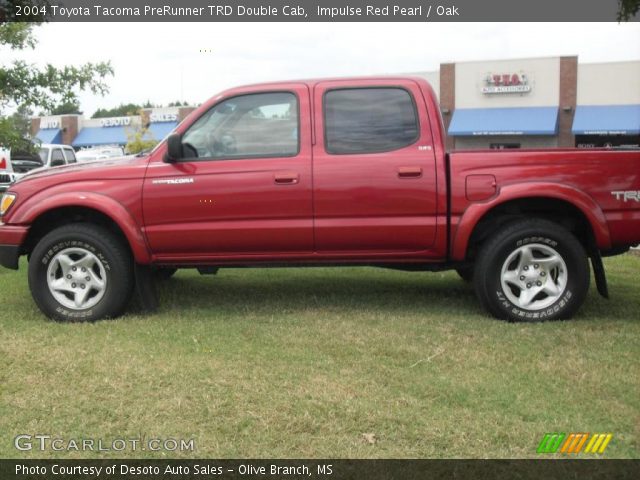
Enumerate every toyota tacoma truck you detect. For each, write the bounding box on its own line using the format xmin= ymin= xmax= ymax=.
xmin=1 ymin=77 xmax=639 ymax=322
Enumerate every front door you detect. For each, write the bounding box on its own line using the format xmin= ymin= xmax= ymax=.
xmin=143 ymin=85 xmax=313 ymax=260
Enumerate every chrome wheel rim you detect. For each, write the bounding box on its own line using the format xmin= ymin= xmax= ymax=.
xmin=46 ymin=247 xmax=107 ymax=310
xmin=500 ymin=243 xmax=568 ymax=311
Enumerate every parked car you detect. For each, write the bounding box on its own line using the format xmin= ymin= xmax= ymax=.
xmin=76 ymin=146 xmax=125 ymax=162
xmin=1 ymin=77 xmax=639 ymax=322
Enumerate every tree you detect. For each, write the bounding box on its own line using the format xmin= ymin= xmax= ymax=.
xmin=125 ymin=110 xmax=159 ymax=154
xmin=92 ymin=103 xmax=143 ymax=118
xmin=47 ymin=99 xmax=82 ymax=116
xmin=0 ymin=103 xmax=34 ymax=153
xmin=618 ymin=0 xmax=639 ymax=21
xmin=0 ymin=22 xmax=113 ymax=151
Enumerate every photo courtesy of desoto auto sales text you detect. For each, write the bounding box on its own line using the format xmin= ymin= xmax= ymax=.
xmin=0 ymin=0 xmax=639 ymax=479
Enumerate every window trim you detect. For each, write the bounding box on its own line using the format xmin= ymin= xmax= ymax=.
xmin=322 ymin=86 xmax=421 ymax=155
xmin=178 ymin=90 xmax=301 ymax=163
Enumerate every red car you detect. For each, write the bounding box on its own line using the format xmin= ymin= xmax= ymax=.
xmin=1 ymin=77 xmax=639 ymax=322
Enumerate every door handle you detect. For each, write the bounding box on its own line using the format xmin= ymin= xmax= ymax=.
xmin=397 ymin=167 xmax=423 ymax=178
xmin=274 ymin=172 xmax=299 ymax=185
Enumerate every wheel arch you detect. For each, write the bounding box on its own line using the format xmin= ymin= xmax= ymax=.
xmin=17 ymin=194 xmax=151 ymax=264
xmin=452 ymin=183 xmax=611 ymax=262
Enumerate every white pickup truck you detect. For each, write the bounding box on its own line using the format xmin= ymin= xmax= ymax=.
xmin=37 ymin=144 xmax=78 ymax=168
xmin=1 ymin=144 xmax=77 ymax=191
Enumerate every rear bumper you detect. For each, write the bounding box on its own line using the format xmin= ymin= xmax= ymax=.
xmin=0 ymin=224 xmax=29 ymax=270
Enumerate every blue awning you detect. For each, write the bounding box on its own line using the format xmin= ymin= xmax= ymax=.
xmin=448 ymin=107 xmax=559 ymax=136
xmin=72 ymin=127 xmax=128 ymax=148
xmin=35 ymin=128 xmax=62 ymax=144
xmin=572 ymin=105 xmax=640 ymax=135
xmin=148 ymin=122 xmax=178 ymax=141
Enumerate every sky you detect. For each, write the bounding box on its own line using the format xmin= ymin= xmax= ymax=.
xmin=4 ymin=22 xmax=640 ymax=116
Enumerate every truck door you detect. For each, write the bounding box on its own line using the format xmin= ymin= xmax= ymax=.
xmin=142 ymin=84 xmax=313 ymax=258
xmin=312 ymin=79 xmax=438 ymax=253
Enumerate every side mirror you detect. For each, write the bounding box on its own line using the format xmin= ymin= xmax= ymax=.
xmin=165 ymin=133 xmax=183 ymax=163
xmin=51 ymin=159 xmax=65 ymax=167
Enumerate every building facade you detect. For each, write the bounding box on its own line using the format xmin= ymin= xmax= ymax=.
xmin=413 ymin=57 xmax=639 ymax=150
xmin=31 ymin=106 xmax=196 ymax=151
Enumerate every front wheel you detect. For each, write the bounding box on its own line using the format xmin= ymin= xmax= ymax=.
xmin=473 ymin=219 xmax=590 ymax=322
xmin=28 ymin=224 xmax=134 ymax=322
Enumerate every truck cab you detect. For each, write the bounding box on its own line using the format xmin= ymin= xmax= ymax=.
xmin=37 ymin=144 xmax=78 ymax=169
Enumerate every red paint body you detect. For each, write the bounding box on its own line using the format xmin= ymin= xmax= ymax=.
xmin=1 ymin=77 xmax=639 ymax=268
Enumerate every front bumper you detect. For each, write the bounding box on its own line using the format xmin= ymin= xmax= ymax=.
xmin=0 ymin=224 xmax=29 ymax=270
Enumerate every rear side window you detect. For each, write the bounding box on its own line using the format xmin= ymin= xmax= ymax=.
xmin=51 ymin=149 xmax=65 ymax=163
xmin=324 ymin=87 xmax=419 ymax=154
xmin=63 ymin=149 xmax=77 ymax=163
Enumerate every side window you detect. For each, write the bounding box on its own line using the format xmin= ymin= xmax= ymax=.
xmin=51 ymin=148 xmax=65 ymax=166
xmin=181 ymin=92 xmax=299 ymax=160
xmin=324 ymin=87 xmax=419 ymax=154
xmin=63 ymin=148 xmax=77 ymax=163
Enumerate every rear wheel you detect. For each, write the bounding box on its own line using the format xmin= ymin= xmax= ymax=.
xmin=28 ymin=224 xmax=134 ymax=322
xmin=473 ymin=219 xmax=590 ymax=322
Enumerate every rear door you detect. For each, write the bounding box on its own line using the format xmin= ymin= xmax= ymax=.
xmin=312 ymin=79 xmax=438 ymax=253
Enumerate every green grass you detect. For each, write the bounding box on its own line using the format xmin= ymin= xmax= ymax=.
xmin=1 ymin=254 xmax=639 ymax=459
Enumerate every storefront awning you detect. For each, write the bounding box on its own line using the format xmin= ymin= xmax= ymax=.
xmin=35 ymin=128 xmax=62 ymax=144
xmin=72 ymin=127 xmax=128 ymax=148
xmin=448 ymin=107 xmax=559 ymax=136
xmin=148 ymin=122 xmax=178 ymax=141
xmin=572 ymin=105 xmax=640 ymax=135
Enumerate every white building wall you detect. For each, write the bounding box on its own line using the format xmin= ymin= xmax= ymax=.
xmin=455 ymin=57 xmax=560 ymax=109
xmin=577 ymin=61 xmax=640 ymax=105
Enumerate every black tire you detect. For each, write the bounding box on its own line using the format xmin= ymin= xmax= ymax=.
xmin=28 ymin=224 xmax=134 ymax=322
xmin=473 ymin=219 xmax=590 ymax=322
xmin=455 ymin=265 xmax=474 ymax=283
xmin=153 ymin=267 xmax=178 ymax=280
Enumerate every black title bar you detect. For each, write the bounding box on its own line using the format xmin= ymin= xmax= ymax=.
xmin=2 ymin=459 xmax=640 ymax=480
xmin=0 ymin=0 xmax=638 ymax=22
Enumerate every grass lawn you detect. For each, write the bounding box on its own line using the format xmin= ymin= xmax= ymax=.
xmin=1 ymin=254 xmax=639 ymax=459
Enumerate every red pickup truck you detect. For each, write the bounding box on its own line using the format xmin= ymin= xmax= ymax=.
xmin=1 ymin=77 xmax=639 ymax=322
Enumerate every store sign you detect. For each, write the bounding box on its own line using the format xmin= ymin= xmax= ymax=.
xmin=100 ymin=117 xmax=131 ymax=127
xmin=41 ymin=119 xmax=60 ymax=129
xmin=149 ymin=113 xmax=178 ymax=123
xmin=482 ymin=73 xmax=531 ymax=94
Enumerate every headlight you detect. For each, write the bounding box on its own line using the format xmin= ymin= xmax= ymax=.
xmin=0 ymin=193 xmax=16 ymax=216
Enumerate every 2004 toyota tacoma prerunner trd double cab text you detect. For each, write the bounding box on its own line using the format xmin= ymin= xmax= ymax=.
xmin=1 ymin=77 xmax=639 ymax=322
